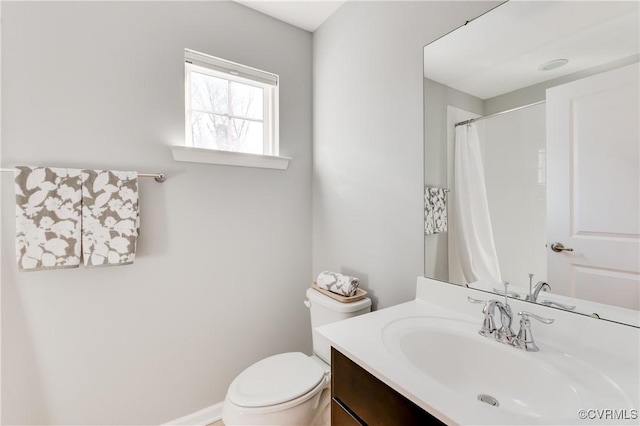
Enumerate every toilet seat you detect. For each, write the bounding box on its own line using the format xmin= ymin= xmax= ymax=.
xmin=228 ymin=352 xmax=327 ymax=409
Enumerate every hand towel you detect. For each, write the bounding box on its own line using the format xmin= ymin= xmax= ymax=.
xmin=316 ymin=271 xmax=359 ymax=297
xmin=425 ymin=186 xmax=448 ymax=234
xmin=81 ymin=170 xmax=139 ymax=267
xmin=14 ymin=167 xmax=82 ymax=270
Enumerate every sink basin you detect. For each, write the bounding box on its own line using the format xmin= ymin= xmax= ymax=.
xmin=382 ymin=316 xmax=633 ymax=423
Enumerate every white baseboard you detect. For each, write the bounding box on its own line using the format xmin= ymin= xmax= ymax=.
xmin=162 ymin=401 xmax=224 ymax=426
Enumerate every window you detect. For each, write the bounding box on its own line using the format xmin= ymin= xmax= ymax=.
xmin=174 ymin=50 xmax=289 ymax=169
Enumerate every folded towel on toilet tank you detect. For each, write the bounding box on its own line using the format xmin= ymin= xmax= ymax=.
xmin=316 ymin=271 xmax=359 ymax=297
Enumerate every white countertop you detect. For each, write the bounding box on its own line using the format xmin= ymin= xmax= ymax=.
xmin=316 ymin=277 xmax=640 ymax=425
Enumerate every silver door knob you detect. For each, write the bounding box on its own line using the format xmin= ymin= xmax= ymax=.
xmin=550 ymin=242 xmax=573 ymax=253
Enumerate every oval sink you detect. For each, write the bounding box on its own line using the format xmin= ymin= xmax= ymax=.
xmin=382 ymin=316 xmax=633 ymax=423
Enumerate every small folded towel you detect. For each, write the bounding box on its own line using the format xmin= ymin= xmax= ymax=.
xmin=316 ymin=271 xmax=359 ymax=297
xmin=81 ymin=170 xmax=139 ymax=267
xmin=425 ymin=186 xmax=448 ymax=234
xmin=15 ymin=167 xmax=82 ymax=270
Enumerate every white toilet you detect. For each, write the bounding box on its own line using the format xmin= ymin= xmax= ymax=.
xmin=222 ymin=287 xmax=372 ymax=425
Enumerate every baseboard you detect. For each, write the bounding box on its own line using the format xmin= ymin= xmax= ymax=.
xmin=162 ymin=401 xmax=224 ymax=426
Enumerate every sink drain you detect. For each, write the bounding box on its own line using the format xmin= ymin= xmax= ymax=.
xmin=478 ymin=394 xmax=499 ymax=407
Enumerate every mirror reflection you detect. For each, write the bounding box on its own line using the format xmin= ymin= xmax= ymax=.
xmin=423 ymin=1 xmax=640 ymax=326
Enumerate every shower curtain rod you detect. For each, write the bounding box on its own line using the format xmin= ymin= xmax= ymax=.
xmin=0 ymin=168 xmax=166 ymax=182
xmin=454 ymin=100 xmax=546 ymax=127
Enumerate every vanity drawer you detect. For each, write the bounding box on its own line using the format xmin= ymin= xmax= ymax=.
xmin=331 ymin=347 xmax=443 ymax=426
xmin=331 ymin=398 xmax=364 ymax=426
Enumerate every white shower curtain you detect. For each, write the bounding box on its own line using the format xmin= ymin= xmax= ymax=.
xmin=451 ymin=123 xmax=502 ymax=284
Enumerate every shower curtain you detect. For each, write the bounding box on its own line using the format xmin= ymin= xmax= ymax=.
xmin=451 ymin=123 xmax=502 ymax=284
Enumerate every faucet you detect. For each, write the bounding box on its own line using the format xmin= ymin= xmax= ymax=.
xmin=476 ymin=299 xmax=516 ymax=343
xmin=525 ymin=275 xmax=575 ymax=310
xmin=527 ymin=280 xmax=551 ymax=302
xmin=469 ymin=282 xmax=516 ymax=343
xmin=468 ymin=281 xmax=554 ymax=351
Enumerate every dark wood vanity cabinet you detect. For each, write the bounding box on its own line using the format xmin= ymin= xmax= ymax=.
xmin=331 ymin=348 xmax=445 ymax=426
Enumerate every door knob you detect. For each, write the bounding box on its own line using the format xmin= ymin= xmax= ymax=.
xmin=550 ymin=242 xmax=573 ymax=253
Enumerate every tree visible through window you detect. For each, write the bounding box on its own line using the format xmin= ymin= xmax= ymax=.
xmin=185 ymin=50 xmax=278 ymax=156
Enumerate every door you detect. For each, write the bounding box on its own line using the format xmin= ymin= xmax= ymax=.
xmin=546 ymin=63 xmax=640 ymax=310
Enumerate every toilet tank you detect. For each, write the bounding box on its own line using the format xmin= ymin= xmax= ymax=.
xmin=305 ymin=287 xmax=371 ymax=364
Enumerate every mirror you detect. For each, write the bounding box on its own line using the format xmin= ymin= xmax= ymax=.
xmin=423 ymin=1 xmax=640 ymax=327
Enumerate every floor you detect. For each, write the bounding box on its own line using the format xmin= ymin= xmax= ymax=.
xmin=208 ymin=421 xmax=224 ymax=426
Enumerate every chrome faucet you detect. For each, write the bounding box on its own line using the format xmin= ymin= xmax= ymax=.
xmin=496 ymin=301 xmax=516 ymax=344
xmin=468 ymin=282 xmax=554 ymax=351
xmin=469 ymin=282 xmax=516 ymax=343
xmin=475 ymin=298 xmax=516 ymax=343
xmin=527 ymin=280 xmax=551 ymax=302
xmin=526 ymin=274 xmax=575 ymax=310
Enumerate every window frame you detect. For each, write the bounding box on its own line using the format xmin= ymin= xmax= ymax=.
xmin=184 ymin=49 xmax=280 ymax=157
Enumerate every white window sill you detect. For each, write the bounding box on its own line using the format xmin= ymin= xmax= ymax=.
xmin=171 ymin=146 xmax=292 ymax=170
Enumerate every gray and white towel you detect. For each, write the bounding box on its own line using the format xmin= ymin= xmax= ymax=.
xmin=316 ymin=271 xmax=359 ymax=297
xmin=15 ymin=167 xmax=82 ymax=270
xmin=81 ymin=170 xmax=139 ymax=267
xmin=425 ymin=186 xmax=448 ymax=234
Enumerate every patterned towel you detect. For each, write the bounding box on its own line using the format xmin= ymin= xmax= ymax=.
xmin=14 ymin=167 xmax=82 ymax=270
xmin=425 ymin=186 xmax=448 ymax=234
xmin=81 ymin=170 xmax=139 ymax=267
xmin=316 ymin=271 xmax=359 ymax=297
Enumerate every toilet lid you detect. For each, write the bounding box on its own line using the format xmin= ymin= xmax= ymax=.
xmin=228 ymin=352 xmax=326 ymax=408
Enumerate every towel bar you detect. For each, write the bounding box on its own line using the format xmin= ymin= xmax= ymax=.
xmin=1 ymin=168 xmax=166 ymax=183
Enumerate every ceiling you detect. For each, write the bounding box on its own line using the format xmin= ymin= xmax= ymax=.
xmin=424 ymin=1 xmax=640 ymax=100
xmin=234 ymin=0 xmax=345 ymax=32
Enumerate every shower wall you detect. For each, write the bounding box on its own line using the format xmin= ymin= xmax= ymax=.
xmin=477 ymin=103 xmax=547 ymax=288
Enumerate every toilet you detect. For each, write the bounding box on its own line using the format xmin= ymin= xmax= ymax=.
xmin=222 ymin=287 xmax=372 ymax=425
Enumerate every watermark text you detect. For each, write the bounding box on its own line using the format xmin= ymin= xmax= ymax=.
xmin=578 ymin=409 xmax=638 ymax=421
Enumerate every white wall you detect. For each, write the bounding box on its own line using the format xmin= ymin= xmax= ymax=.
xmin=312 ymin=1 xmax=500 ymax=309
xmin=480 ymin=104 xmax=547 ymax=288
xmin=1 ymin=2 xmax=312 ymax=424
xmin=424 ymin=77 xmax=484 ymax=282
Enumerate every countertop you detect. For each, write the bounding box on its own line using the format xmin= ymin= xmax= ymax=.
xmin=316 ymin=277 xmax=640 ymax=425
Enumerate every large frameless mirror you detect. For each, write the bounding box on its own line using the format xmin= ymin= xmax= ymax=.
xmin=423 ymin=1 xmax=640 ymax=326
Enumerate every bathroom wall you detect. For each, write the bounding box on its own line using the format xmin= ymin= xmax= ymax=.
xmin=1 ymin=2 xmax=312 ymax=424
xmin=312 ymin=1 xmax=500 ymax=309
xmin=423 ymin=77 xmax=484 ymax=282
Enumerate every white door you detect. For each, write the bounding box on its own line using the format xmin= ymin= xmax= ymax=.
xmin=546 ymin=63 xmax=640 ymax=310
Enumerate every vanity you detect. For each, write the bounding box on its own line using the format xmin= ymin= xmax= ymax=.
xmin=317 ymin=277 xmax=640 ymax=425
xmin=331 ymin=348 xmax=441 ymax=425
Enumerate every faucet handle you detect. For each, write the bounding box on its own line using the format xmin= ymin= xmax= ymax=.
xmin=516 ymin=311 xmax=554 ymax=352
xmin=492 ymin=287 xmax=521 ymax=298
xmin=467 ymin=296 xmax=487 ymax=304
xmin=539 ymin=300 xmax=576 ymax=311
xmin=468 ymin=297 xmax=500 ymax=337
xmin=518 ymin=311 xmax=554 ymax=324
